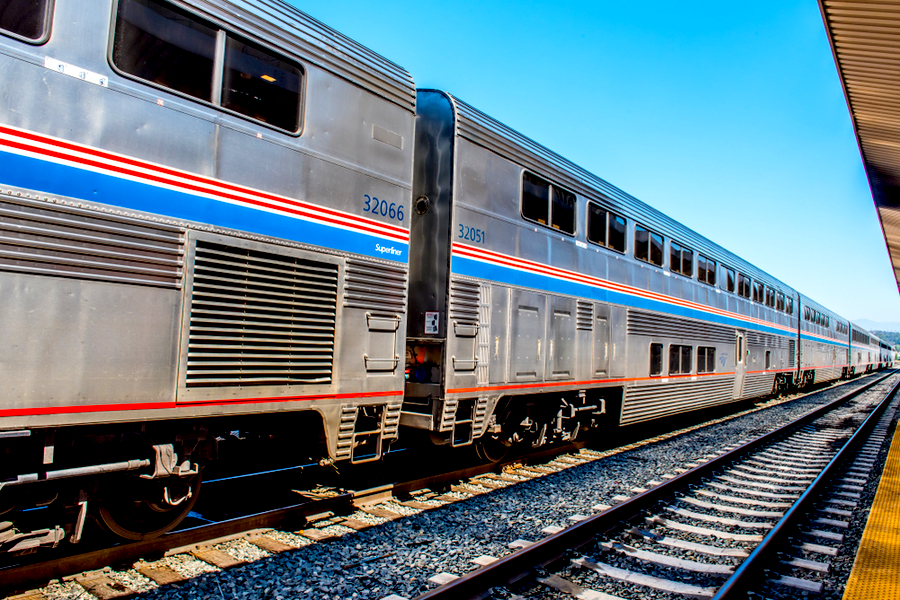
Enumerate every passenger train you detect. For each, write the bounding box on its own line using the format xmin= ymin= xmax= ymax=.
xmin=0 ymin=0 xmax=891 ymax=551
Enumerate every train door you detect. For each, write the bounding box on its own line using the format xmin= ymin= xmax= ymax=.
xmin=733 ymin=332 xmax=746 ymax=398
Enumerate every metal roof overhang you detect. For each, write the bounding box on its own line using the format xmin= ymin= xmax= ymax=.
xmin=819 ymin=0 xmax=900 ymax=294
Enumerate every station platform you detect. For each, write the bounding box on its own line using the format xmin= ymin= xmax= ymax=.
xmin=842 ymin=415 xmax=900 ymax=600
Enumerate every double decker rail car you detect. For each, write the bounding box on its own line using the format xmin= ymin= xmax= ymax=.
xmin=0 ymin=0 xmax=891 ymax=552
xmin=0 ymin=0 xmax=415 ymax=546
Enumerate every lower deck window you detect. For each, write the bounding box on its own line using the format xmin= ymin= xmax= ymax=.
xmin=650 ymin=343 xmax=663 ymax=376
xmin=697 ymin=346 xmax=716 ymax=373
xmin=669 ymin=344 xmax=692 ymax=375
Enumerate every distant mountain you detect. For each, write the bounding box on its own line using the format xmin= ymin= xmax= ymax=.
xmin=873 ymin=331 xmax=900 ymax=348
xmin=854 ymin=319 xmax=900 ymax=333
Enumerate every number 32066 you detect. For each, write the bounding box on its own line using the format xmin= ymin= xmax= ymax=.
xmin=364 ymin=195 xmax=404 ymax=221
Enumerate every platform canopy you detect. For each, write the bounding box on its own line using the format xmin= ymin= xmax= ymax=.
xmin=819 ymin=0 xmax=900 ymax=294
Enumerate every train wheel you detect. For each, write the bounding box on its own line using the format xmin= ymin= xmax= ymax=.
xmin=97 ymin=472 xmax=201 ymax=540
xmin=474 ymin=435 xmax=510 ymax=463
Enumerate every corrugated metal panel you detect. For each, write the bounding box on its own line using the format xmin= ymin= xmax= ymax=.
xmin=819 ymin=0 xmax=900 ymax=295
xmin=444 ymin=93 xmax=796 ymax=296
xmin=621 ymin=378 xmax=734 ymax=425
xmin=186 ymin=240 xmax=338 ymax=387
xmin=187 ymin=0 xmax=416 ymax=112
xmin=342 ymin=257 xmax=407 ymax=315
xmin=0 ymin=194 xmax=184 ymax=288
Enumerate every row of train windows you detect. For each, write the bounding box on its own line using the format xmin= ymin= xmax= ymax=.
xmin=852 ymin=330 xmax=871 ymax=345
xmin=804 ymin=307 xmax=830 ymax=328
xmin=523 ymin=172 xmax=793 ymax=314
xmin=1 ymin=0 xmax=303 ymax=133
xmin=836 ymin=321 xmax=849 ymax=335
xmin=649 ymin=344 xmax=717 ymax=376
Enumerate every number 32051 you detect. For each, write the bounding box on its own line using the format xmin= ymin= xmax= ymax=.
xmin=459 ymin=224 xmax=485 ymax=244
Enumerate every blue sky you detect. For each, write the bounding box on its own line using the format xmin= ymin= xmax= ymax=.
xmin=290 ymin=0 xmax=900 ymax=325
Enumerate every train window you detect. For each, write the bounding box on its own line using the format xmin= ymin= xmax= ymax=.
xmin=609 ymin=213 xmax=626 ymax=252
xmin=725 ymin=267 xmax=736 ymax=292
xmin=587 ymin=204 xmax=627 ymax=253
xmin=765 ymin=350 xmax=771 ymax=370
xmin=697 ymin=254 xmax=716 ymax=286
xmin=522 ymin=172 xmax=550 ymax=225
xmin=0 ymin=0 xmax=52 ymax=42
xmin=670 ymin=241 xmax=693 ymax=277
xmin=697 ymin=346 xmax=716 ymax=373
xmin=587 ymin=204 xmax=606 ymax=246
xmin=551 ymin=187 xmax=576 ymax=234
xmin=776 ymin=292 xmax=785 ymax=311
xmin=650 ymin=343 xmax=663 ymax=376
xmin=737 ymin=273 xmax=751 ymax=299
xmin=669 ymin=344 xmax=692 ymax=375
xmin=114 ymin=0 xmax=218 ymax=102
xmin=752 ymin=282 xmax=764 ymax=303
xmin=635 ymin=225 xmax=664 ymax=266
xmin=222 ymin=36 xmax=302 ymax=132
xmin=765 ymin=287 xmax=775 ymax=308
xmin=522 ymin=173 xmax=575 ymax=235
xmin=113 ymin=0 xmax=304 ymax=132
xmin=803 ymin=307 xmax=809 ymax=321
xmin=786 ymin=297 xmax=793 ymax=314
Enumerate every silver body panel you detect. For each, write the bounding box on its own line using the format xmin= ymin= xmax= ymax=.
xmin=0 ymin=0 xmax=415 ymax=461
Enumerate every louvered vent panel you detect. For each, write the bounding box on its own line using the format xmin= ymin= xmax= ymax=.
xmin=186 ymin=240 xmax=338 ymax=387
xmin=576 ymin=300 xmax=593 ymax=331
xmin=621 ymin=378 xmax=734 ymax=425
xmin=0 ymin=195 xmax=183 ymax=287
xmin=746 ymin=332 xmax=791 ymax=349
xmin=627 ymin=309 xmax=734 ymax=343
xmin=789 ymin=340 xmax=796 ymax=368
xmin=741 ymin=373 xmax=775 ymax=398
xmin=449 ymin=278 xmax=480 ymax=326
xmin=342 ymin=257 xmax=407 ymax=314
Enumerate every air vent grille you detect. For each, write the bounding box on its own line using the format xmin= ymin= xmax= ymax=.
xmin=576 ymin=301 xmax=593 ymax=331
xmin=0 ymin=195 xmax=183 ymax=287
xmin=186 ymin=240 xmax=338 ymax=387
xmin=627 ymin=309 xmax=733 ymax=343
xmin=449 ymin=278 xmax=480 ymax=326
xmin=343 ymin=257 xmax=407 ymax=314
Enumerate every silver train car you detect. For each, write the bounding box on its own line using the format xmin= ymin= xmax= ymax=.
xmin=0 ymin=0 xmax=891 ymax=551
xmin=0 ymin=0 xmax=415 ymax=545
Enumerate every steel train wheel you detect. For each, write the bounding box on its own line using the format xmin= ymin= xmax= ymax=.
xmin=97 ymin=472 xmax=201 ymax=540
xmin=474 ymin=435 xmax=510 ymax=463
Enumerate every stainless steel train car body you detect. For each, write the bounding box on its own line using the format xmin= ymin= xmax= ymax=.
xmin=849 ymin=322 xmax=880 ymax=374
xmin=797 ymin=294 xmax=847 ymax=384
xmin=0 ymin=0 xmax=415 ymax=462
xmin=402 ymin=91 xmax=801 ymax=446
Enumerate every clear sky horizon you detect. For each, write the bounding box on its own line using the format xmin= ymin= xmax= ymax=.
xmin=290 ymin=0 xmax=900 ymax=325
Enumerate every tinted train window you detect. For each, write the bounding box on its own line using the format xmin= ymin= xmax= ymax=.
xmin=522 ymin=173 xmax=550 ymax=225
xmin=551 ymin=186 xmax=575 ymax=234
xmin=697 ymin=346 xmax=716 ymax=373
xmin=114 ymin=0 xmax=218 ymax=102
xmin=765 ymin=287 xmax=775 ymax=308
xmin=587 ymin=204 xmax=627 ymax=253
xmin=776 ymin=292 xmax=785 ymax=311
xmin=650 ymin=343 xmax=663 ymax=376
xmin=521 ymin=173 xmax=576 ymax=235
xmin=0 ymin=0 xmax=52 ymax=42
xmin=669 ymin=344 xmax=692 ymax=375
xmin=670 ymin=241 xmax=693 ymax=277
xmin=752 ymin=282 xmax=764 ymax=303
xmin=786 ymin=297 xmax=793 ymax=314
xmin=737 ymin=273 xmax=751 ymax=298
xmin=113 ymin=0 xmax=303 ymax=132
xmin=725 ymin=267 xmax=736 ymax=292
xmin=635 ymin=224 xmax=663 ymax=266
xmin=222 ymin=36 xmax=302 ymax=132
xmin=698 ymin=254 xmax=716 ymax=286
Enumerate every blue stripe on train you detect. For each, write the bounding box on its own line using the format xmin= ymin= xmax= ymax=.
xmin=453 ymin=254 xmax=798 ymax=338
xmin=0 ymin=150 xmax=408 ymax=262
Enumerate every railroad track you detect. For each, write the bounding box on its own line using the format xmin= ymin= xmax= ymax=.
xmin=0 ymin=373 xmax=887 ymax=598
xmin=412 ymin=371 xmax=899 ymax=600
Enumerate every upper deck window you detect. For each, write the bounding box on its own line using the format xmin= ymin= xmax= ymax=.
xmin=725 ymin=267 xmax=736 ymax=293
xmin=776 ymin=292 xmax=785 ymax=311
xmin=635 ymin=224 xmax=663 ymax=266
xmin=697 ymin=254 xmax=716 ymax=286
xmin=522 ymin=172 xmax=575 ymax=235
xmin=670 ymin=241 xmax=693 ymax=277
xmin=113 ymin=0 xmax=302 ymax=132
xmin=587 ymin=203 xmax=626 ymax=253
xmin=0 ymin=0 xmax=53 ymax=43
xmin=737 ymin=273 xmax=751 ymax=299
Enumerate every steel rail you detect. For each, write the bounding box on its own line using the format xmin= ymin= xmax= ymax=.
xmin=713 ymin=374 xmax=900 ymax=599
xmin=412 ymin=371 xmax=897 ymax=600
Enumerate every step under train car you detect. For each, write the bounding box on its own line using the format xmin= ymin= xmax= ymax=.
xmin=0 ymin=0 xmax=415 ymax=545
xmin=402 ymin=90 xmax=802 ymax=459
